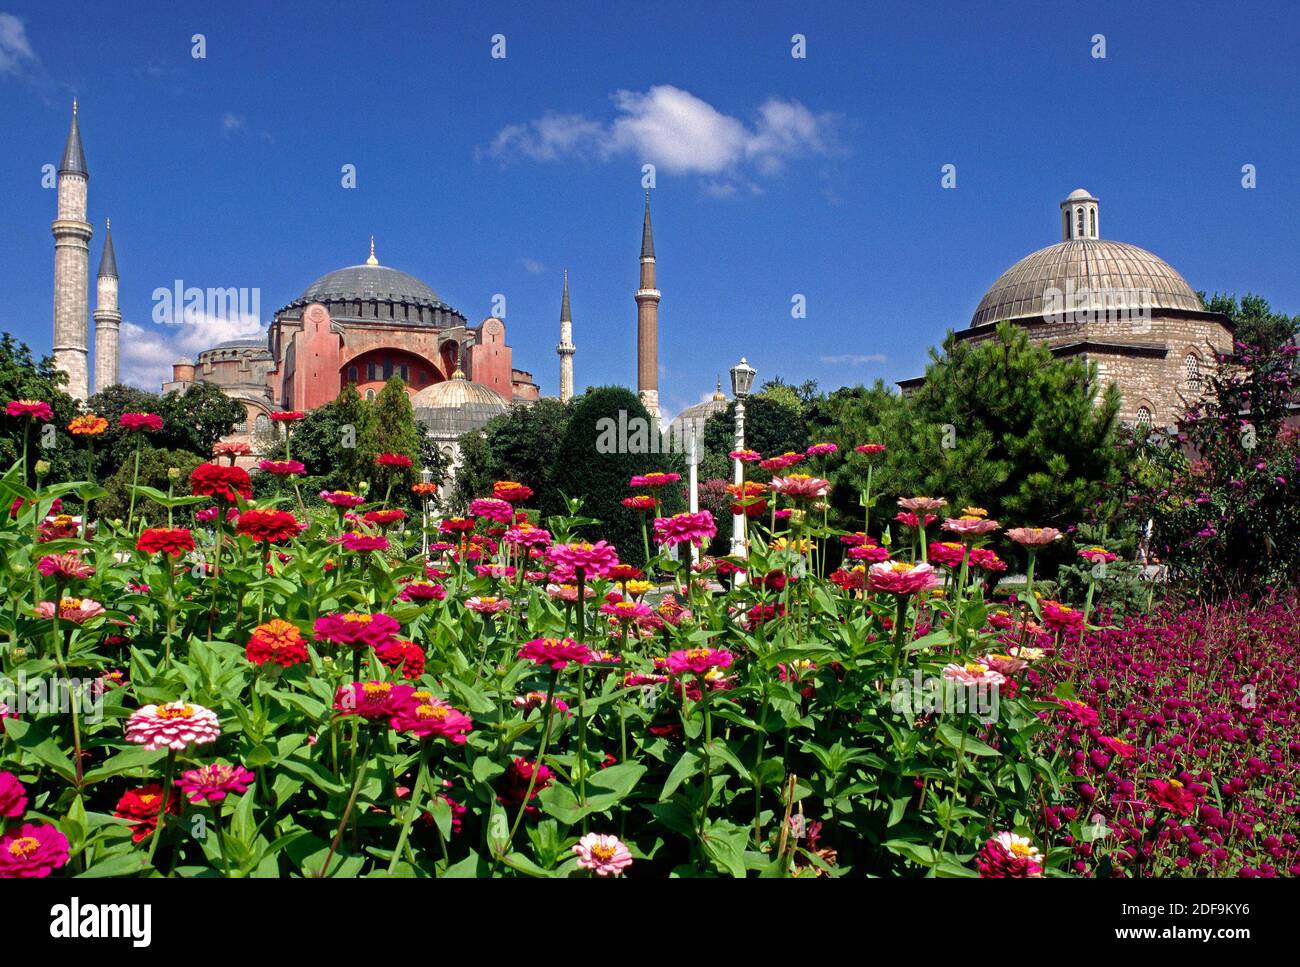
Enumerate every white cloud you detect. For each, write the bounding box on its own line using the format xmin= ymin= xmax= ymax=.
xmin=821 ymin=353 xmax=887 ymax=366
xmin=519 ymin=257 xmax=545 ymax=274
xmin=486 ymin=85 xmax=838 ymax=186
xmin=221 ymin=112 xmax=247 ymax=135
xmin=0 ymin=13 xmax=36 ymax=75
xmin=120 ymin=311 xmax=266 ymax=390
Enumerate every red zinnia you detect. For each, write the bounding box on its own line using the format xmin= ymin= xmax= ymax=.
xmin=246 ymin=619 xmax=309 ymax=666
xmin=113 ymin=785 xmax=179 ymax=842
xmin=236 ymin=509 xmax=304 ymax=544
xmin=190 ymin=463 xmax=253 ymax=503
xmin=269 ymin=411 xmax=306 ymax=422
xmin=136 ymin=527 xmax=196 ymax=557
xmin=119 ymin=412 xmax=163 ymax=432
xmin=376 ymin=452 xmax=413 ymax=468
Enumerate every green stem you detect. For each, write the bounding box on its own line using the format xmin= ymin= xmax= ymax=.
xmin=145 ymin=749 xmax=177 ymax=868
xmin=388 ymin=742 xmax=431 ymax=873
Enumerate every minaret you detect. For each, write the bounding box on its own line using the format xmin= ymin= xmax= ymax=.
xmin=52 ymin=101 xmax=93 ymax=401
xmin=635 ymin=191 xmax=661 ymax=419
xmin=557 ymin=269 xmax=575 ymax=403
xmin=93 ymin=219 xmax=120 ymax=393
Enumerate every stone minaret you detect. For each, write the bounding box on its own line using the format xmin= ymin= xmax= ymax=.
xmin=93 ymin=219 xmax=120 ymax=393
xmin=635 ymin=192 xmax=660 ymax=419
xmin=52 ymin=101 xmax=93 ymax=401
xmin=1061 ymin=188 xmax=1100 ymax=241
xmin=557 ymin=269 xmax=575 ymax=403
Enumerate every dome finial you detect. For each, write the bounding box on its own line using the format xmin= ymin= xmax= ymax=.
xmin=713 ymin=376 xmax=725 ymax=401
xmin=366 ymin=236 xmax=378 ymax=266
xmin=72 ymin=98 xmax=78 ymax=116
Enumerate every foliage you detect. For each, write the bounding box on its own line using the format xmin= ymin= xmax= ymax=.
xmin=97 ymin=448 xmax=206 ymax=522
xmin=1200 ymin=291 xmax=1299 ymax=356
xmin=450 ymin=399 xmax=570 ymax=513
xmin=701 ymin=393 xmax=810 ymax=481
xmin=0 ymin=335 xmax=77 ymax=485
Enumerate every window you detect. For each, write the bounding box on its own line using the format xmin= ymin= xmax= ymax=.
xmin=1184 ymin=354 xmax=1201 ymax=392
xmin=399 ymin=364 xmax=409 ymax=382
xmin=1089 ymin=208 xmax=1096 ymax=236
xmin=366 ymin=389 xmax=376 ymax=401
xmin=1076 ymin=208 xmax=1084 ymax=237
xmin=367 ymin=362 xmax=378 ymax=381
xmin=1135 ymin=407 xmax=1152 ymax=429
xmin=347 ymin=366 xmax=358 ymax=383
xmin=255 ymin=414 xmax=270 ymax=435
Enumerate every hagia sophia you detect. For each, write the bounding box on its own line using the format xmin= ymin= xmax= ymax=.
xmin=47 ymin=103 xmax=1231 ymax=470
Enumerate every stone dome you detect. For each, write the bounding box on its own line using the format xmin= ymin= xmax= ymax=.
xmin=302 ymin=264 xmax=443 ymax=308
xmin=412 ymin=372 xmax=510 ymax=437
xmin=971 ymin=192 xmax=1203 ymax=328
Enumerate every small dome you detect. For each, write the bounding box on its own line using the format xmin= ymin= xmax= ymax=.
xmin=970 ymin=239 xmax=1202 ymax=328
xmin=412 ymin=372 xmax=510 ymax=437
xmin=1066 ymin=187 xmax=1095 ymax=201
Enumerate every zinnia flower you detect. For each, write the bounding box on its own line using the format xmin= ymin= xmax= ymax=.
xmin=1006 ymin=527 xmax=1062 ymax=547
xmin=246 ymin=619 xmax=309 ymax=666
xmin=493 ymin=480 xmax=533 ymax=502
xmin=466 ymin=595 xmax=511 ymax=615
xmin=334 ymin=680 xmax=416 ymax=720
xmin=653 ymin=511 xmax=717 ymax=548
xmin=968 ymin=547 xmax=1006 ymax=572
xmin=976 ymin=833 xmax=1043 ymax=878
xmin=119 ymin=412 xmax=163 ymax=432
xmin=113 ymin=785 xmax=177 ymax=842
xmin=547 ymin=541 xmax=620 ymax=581
xmin=519 ymin=637 xmax=593 ymax=670
xmin=6 ymin=399 xmax=53 ymax=422
xmin=236 ymin=509 xmax=304 ymax=544
xmin=1040 ymin=600 xmax=1084 ymax=634
xmin=213 ymin=441 xmax=252 ymax=459
xmin=375 ymin=639 xmax=426 ymax=680
xmin=37 ymin=552 xmax=95 ymax=580
xmin=314 ymin=611 xmax=401 ymax=648
xmin=942 ymin=515 xmax=1000 ymax=536
xmin=391 ymin=695 xmax=474 ymax=742
xmin=497 ymin=758 xmax=553 ymax=812
xmin=942 ymin=662 xmax=1007 ymax=686
xmin=0 ymin=771 xmax=27 ymax=818
xmin=1149 ymin=779 xmax=1198 ymax=817
xmin=622 ymin=495 xmax=655 ymax=512
xmin=362 ymin=508 xmax=407 ymax=527
xmin=337 ymin=531 xmax=389 ymax=553
xmin=1078 ymin=546 xmax=1117 ymax=564
xmin=867 ymin=561 xmax=940 ymax=596
xmin=257 ymin=459 xmax=306 ymax=476
xmin=320 ymin=490 xmax=366 ymax=508
xmin=68 ymin=414 xmax=108 ymax=436
xmin=898 ymin=496 xmax=946 ymax=512
xmin=35 ymin=597 xmax=105 ymax=623
xmin=665 ymin=647 xmax=733 ymax=675
xmin=125 ymin=701 xmax=221 ymax=751
xmin=0 ymin=823 xmax=70 ymax=878
xmin=572 ymin=833 xmax=633 ymax=876
xmin=376 ymin=452 xmax=413 ymax=468
xmin=398 ymin=581 xmax=446 ymax=603
xmin=729 ymin=448 xmax=761 ymax=463
xmin=855 ymin=443 xmax=886 ymax=456
xmin=175 ymin=763 xmax=256 ymax=803
xmin=806 ymin=442 xmax=838 ymax=457
xmin=770 ymin=474 xmax=831 ymax=500
xmin=469 ymin=497 xmax=513 ymax=522
xmin=191 ymin=463 xmax=253 ymax=503
xmin=269 ymin=411 xmax=305 ymax=422
xmin=629 ymin=471 xmax=680 ymax=488
xmin=136 ymin=527 xmax=196 ymax=556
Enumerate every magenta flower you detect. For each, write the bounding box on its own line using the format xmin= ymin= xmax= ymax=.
xmin=519 ymin=637 xmax=594 ymax=670
xmin=119 ymin=412 xmax=163 ymax=432
xmin=334 ymin=680 xmax=417 ymax=720
xmin=653 ymin=511 xmax=717 ymax=548
xmin=465 ymin=595 xmax=511 ymax=615
xmin=125 ymin=701 xmax=221 ymax=751
xmin=36 ymin=552 xmax=95 ymax=581
xmin=5 ymin=400 xmax=53 ymax=422
xmin=0 ymin=771 xmax=27 ymax=818
xmin=0 ymin=823 xmax=69 ymax=878
xmin=629 ymin=471 xmax=680 ymax=488
xmin=806 ymin=442 xmax=838 ymax=457
xmin=665 ymin=647 xmax=734 ymax=675
xmin=867 ymin=561 xmax=940 ymax=596
xmin=468 ymin=497 xmax=513 ymax=522
xmin=258 ymin=459 xmax=306 ymax=476
xmin=546 ymin=541 xmax=620 ymax=582
xmin=391 ymin=695 xmax=474 ymax=742
xmin=319 ymin=490 xmax=366 ymax=508
xmin=314 ymin=611 xmax=401 ymax=648
xmin=336 ymin=532 xmax=390 ymax=553
xmin=175 ymin=763 xmax=256 ymax=803
xmin=941 ymin=516 xmax=1001 ymax=537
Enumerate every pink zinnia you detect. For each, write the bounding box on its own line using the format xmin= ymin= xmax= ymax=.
xmin=258 ymin=459 xmax=306 ymax=476
xmin=6 ymin=400 xmax=53 ymax=422
xmin=942 ymin=662 xmax=1007 ymax=687
xmin=391 ymin=695 xmax=474 ymax=742
xmin=868 ymin=561 xmax=940 ymax=596
xmin=35 ymin=597 xmax=105 ymax=624
xmin=729 ymin=449 xmax=762 ymax=463
xmin=898 ymin=496 xmax=946 ymax=513
xmin=572 ymin=832 xmax=633 ymax=876
xmin=806 ymin=442 xmax=838 ymax=457
xmin=468 ymin=497 xmax=513 ymax=522
xmin=125 ymin=701 xmax=221 ymax=751
xmin=504 ymin=524 xmax=551 ymax=547
xmin=337 ymin=531 xmax=389 ymax=553
xmin=942 ymin=515 xmax=1000 ymax=536
xmin=0 ymin=823 xmax=69 ymax=878
xmin=0 ymin=771 xmax=27 ymax=818
xmin=547 ymin=541 xmax=620 ymax=581
xmin=375 ymin=452 xmax=413 ymax=468
xmin=629 ymin=471 xmax=680 ymax=488
xmin=465 ymin=595 xmax=511 ymax=615
xmin=769 ymin=474 xmax=831 ymax=500
xmin=36 ymin=552 xmax=95 ymax=580
xmin=1078 ymin=546 xmax=1117 ymax=564
xmin=269 ymin=410 xmax=305 ymax=422
xmin=334 ymin=681 xmax=416 ymax=720
xmin=855 ymin=443 xmax=886 ymax=456
xmin=600 ymin=600 xmax=656 ymax=624
xmin=976 ymin=833 xmax=1043 ymax=878
xmin=398 ymin=581 xmax=446 ymax=603
xmin=1006 ymin=526 xmax=1062 ymax=547
xmin=653 ymin=510 xmax=717 ymax=548
xmin=175 ymin=763 xmax=256 ymax=803
xmin=665 ymin=647 xmax=733 ymax=675
xmin=119 ymin=412 xmax=163 ymax=432
xmin=519 ymin=637 xmax=594 ymax=670
xmin=320 ymin=490 xmax=366 ymax=508
xmin=313 ymin=611 xmax=401 ymax=647
xmin=1040 ymin=600 xmax=1084 ymax=634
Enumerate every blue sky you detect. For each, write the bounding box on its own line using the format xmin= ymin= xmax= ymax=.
xmin=2 ymin=0 xmax=1297 ymax=419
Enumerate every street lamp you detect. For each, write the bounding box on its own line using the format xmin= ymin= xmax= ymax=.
xmin=729 ymin=357 xmax=756 ymax=563
xmin=687 ymin=420 xmax=700 ymax=565
xmin=419 ymin=466 xmax=433 ymax=558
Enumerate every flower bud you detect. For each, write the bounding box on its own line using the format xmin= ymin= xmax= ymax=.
xmin=34 ymin=460 xmax=50 ymax=476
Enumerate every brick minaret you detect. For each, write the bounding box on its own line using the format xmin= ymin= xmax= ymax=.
xmin=557 ymin=269 xmax=575 ymax=403
xmin=93 ymin=218 xmax=120 ymax=393
xmin=635 ymin=192 xmax=660 ymax=418
xmin=52 ymin=101 xmax=93 ymax=401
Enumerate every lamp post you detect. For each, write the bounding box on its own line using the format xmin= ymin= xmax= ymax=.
xmin=687 ymin=420 xmax=700 ymax=565
xmin=729 ymin=357 xmax=756 ymax=565
xmin=419 ymin=466 xmax=433 ymax=558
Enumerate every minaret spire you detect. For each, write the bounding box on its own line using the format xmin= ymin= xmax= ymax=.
xmin=94 ymin=219 xmax=121 ymax=393
xmin=635 ymin=192 xmax=661 ymax=418
xmin=366 ymin=235 xmax=379 ymax=266
xmin=557 ymin=269 xmax=575 ymax=404
xmin=53 ymin=100 xmax=93 ymax=400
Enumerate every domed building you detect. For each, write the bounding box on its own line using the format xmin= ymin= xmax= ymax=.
xmin=902 ymin=189 xmax=1234 ymax=426
xmin=412 ymin=368 xmax=511 ymax=470
xmin=163 ymin=239 xmax=540 ymax=461
xmin=668 ymin=378 xmax=730 ymax=447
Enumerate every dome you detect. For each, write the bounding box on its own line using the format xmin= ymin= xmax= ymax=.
xmin=302 ymin=264 xmax=443 ymax=308
xmin=669 ymin=379 xmax=730 ymax=434
xmin=970 ymin=238 xmax=1203 ymax=328
xmin=412 ymin=372 xmax=510 ymax=437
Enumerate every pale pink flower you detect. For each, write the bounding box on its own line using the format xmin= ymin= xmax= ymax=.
xmin=572 ymin=832 xmax=633 ymax=876
xmin=465 ymin=595 xmax=511 ymax=615
xmin=125 ymin=701 xmax=221 ymax=751
xmin=35 ymin=597 xmax=105 ymax=624
xmin=941 ymin=662 xmax=1007 ymax=687
xmin=941 ymin=516 xmax=1001 ymax=537
xmin=867 ymin=561 xmax=940 ymax=596
xmin=1006 ymin=527 xmax=1062 ymax=547
xmin=898 ymin=496 xmax=947 ymax=513
xmin=769 ymin=474 xmax=832 ymax=500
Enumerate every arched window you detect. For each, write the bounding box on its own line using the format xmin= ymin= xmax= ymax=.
xmin=254 ymin=414 xmax=270 ymax=435
xmin=347 ymin=366 xmax=358 ymax=383
xmin=1089 ymin=208 xmax=1096 ymax=236
xmin=1135 ymin=406 xmax=1152 ymax=429
xmin=1184 ymin=354 xmax=1202 ymax=392
xmin=1076 ymin=208 xmax=1084 ymax=237
xmin=366 ymin=389 xmax=376 ymax=401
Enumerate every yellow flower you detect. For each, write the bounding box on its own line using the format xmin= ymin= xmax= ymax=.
xmin=625 ymin=580 xmax=653 ymax=597
xmin=68 ymin=414 xmax=108 ymax=436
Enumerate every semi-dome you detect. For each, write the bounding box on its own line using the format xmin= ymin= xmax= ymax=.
xmin=970 ymin=189 xmax=1202 ymax=328
xmin=412 ymin=370 xmax=510 ymax=437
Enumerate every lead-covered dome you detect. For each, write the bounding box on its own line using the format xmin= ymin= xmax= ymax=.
xmin=412 ymin=371 xmax=510 ymax=437
xmin=970 ymin=189 xmax=1203 ymax=328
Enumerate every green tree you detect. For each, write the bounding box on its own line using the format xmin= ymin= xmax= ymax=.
xmin=283 ymin=383 xmax=377 ymax=494
xmin=0 ymin=333 xmax=78 ymax=485
xmin=451 ymin=398 xmax=570 ymax=511
xmin=98 ymin=447 xmax=205 ymax=523
xmin=880 ymin=323 xmax=1122 ymax=563
xmin=545 ymin=386 xmax=683 ymax=564
xmin=371 ymin=378 xmax=423 ymax=497
xmin=701 ymin=392 xmax=810 ymax=478
xmin=1200 ymin=291 xmax=1299 ymax=355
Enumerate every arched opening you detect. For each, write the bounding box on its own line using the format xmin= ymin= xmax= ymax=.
xmin=1135 ymin=406 xmax=1152 ymax=429
xmin=1184 ymin=353 xmax=1202 ymax=393
xmin=1076 ymin=208 xmax=1084 ymax=237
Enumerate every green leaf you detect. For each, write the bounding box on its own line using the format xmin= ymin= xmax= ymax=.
xmin=660 ymin=751 xmax=701 ymax=802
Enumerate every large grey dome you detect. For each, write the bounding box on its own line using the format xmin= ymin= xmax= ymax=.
xmin=971 ymin=238 xmax=1203 ymax=328
xmin=302 ymin=264 xmax=443 ymax=307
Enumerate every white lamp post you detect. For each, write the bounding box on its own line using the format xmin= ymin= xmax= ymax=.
xmin=687 ymin=420 xmax=700 ymax=565
xmin=420 ymin=466 xmax=433 ymax=558
xmin=729 ymin=357 xmax=756 ymax=564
